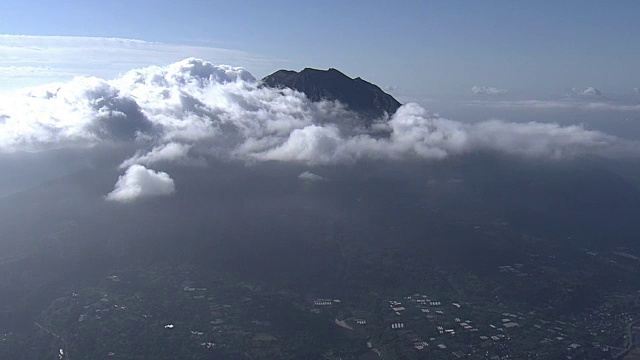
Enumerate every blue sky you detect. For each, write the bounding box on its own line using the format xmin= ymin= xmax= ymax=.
xmin=1 ymin=0 xmax=639 ymax=101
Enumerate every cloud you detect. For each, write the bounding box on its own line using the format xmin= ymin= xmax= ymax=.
xmin=254 ymin=125 xmax=344 ymax=164
xmin=119 ymin=142 xmax=194 ymax=169
xmin=246 ymin=103 xmax=620 ymax=163
xmin=466 ymin=120 xmax=616 ymax=158
xmin=298 ymin=171 xmax=326 ymax=182
xmin=0 ymin=76 xmax=154 ymax=152
xmin=635 ymin=88 xmax=640 ymax=94
xmin=472 ymin=86 xmax=509 ymax=95
xmin=0 ymin=66 xmax=80 ymax=79
xmin=465 ymin=99 xmax=640 ymax=112
xmin=0 ymin=35 xmax=281 ymax=92
xmin=566 ymin=86 xmax=602 ymax=98
xmin=0 ymin=58 xmax=631 ymax=167
xmin=106 ymin=164 xmax=175 ymax=203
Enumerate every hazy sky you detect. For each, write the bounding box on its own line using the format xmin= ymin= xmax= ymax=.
xmin=1 ymin=0 xmax=639 ymax=101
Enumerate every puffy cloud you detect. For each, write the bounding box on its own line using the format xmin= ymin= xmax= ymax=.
xmin=298 ymin=171 xmax=326 ymax=182
xmin=467 ymin=120 xmax=615 ymax=158
xmin=0 ymin=58 xmax=630 ymax=167
xmin=567 ymin=86 xmax=602 ymax=97
xmin=0 ymin=76 xmax=153 ymax=151
xmin=106 ymin=165 xmax=175 ymax=203
xmin=389 ymin=105 xmax=618 ymax=158
xmin=115 ymin=57 xmax=255 ymax=88
xmin=253 ymin=125 xmax=344 ymax=164
xmin=582 ymin=87 xmax=602 ymax=96
xmin=248 ymin=103 xmax=617 ymax=163
xmin=472 ymin=86 xmax=509 ymax=95
xmin=119 ymin=142 xmax=194 ymax=169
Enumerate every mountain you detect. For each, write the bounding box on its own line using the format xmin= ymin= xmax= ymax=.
xmin=261 ymin=68 xmax=401 ymax=120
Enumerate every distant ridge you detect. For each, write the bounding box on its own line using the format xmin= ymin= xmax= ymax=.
xmin=261 ymin=68 xmax=401 ymax=121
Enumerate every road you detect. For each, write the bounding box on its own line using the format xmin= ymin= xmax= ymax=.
xmin=33 ymin=322 xmax=70 ymax=360
xmin=615 ymin=319 xmax=640 ymax=359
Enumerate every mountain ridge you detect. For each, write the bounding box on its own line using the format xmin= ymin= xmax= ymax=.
xmin=261 ymin=67 xmax=401 ymax=122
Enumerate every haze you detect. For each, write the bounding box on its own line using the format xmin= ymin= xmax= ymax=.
xmin=2 ymin=1 xmax=640 ymax=359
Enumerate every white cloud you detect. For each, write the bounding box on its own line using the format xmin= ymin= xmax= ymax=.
xmin=106 ymin=165 xmax=175 ymax=203
xmin=467 ymin=120 xmax=615 ymax=158
xmin=298 ymin=171 xmax=326 ymax=182
xmin=254 ymin=125 xmax=344 ymax=164
xmin=247 ymin=103 xmax=619 ymax=163
xmin=0 ymin=66 xmax=80 ymax=79
xmin=466 ymin=99 xmax=640 ymax=112
xmin=0 ymin=34 xmax=280 ymax=91
xmin=567 ymin=86 xmax=602 ymax=97
xmin=472 ymin=86 xmax=509 ymax=95
xmin=0 ymin=76 xmax=153 ymax=152
xmin=0 ymin=58 xmax=631 ymax=168
xmin=119 ymin=142 xmax=194 ymax=169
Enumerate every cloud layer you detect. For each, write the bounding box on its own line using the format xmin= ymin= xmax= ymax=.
xmin=472 ymin=86 xmax=509 ymax=95
xmin=106 ymin=165 xmax=176 ymax=203
xmin=0 ymin=58 xmax=633 ymax=199
xmin=466 ymin=99 xmax=640 ymax=112
xmin=0 ymin=58 xmax=626 ymax=162
xmin=0 ymin=35 xmax=279 ymax=92
xmin=567 ymin=86 xmax=602 ymax=98
xmin=298 ymin=171 xmax=326 ymax=182
xmin=119 ymin=142 xmax=194 ymax=169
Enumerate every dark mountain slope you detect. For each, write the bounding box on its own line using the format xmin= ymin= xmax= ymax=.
xmin=261 ymin=68 xmax=401 ymax=120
